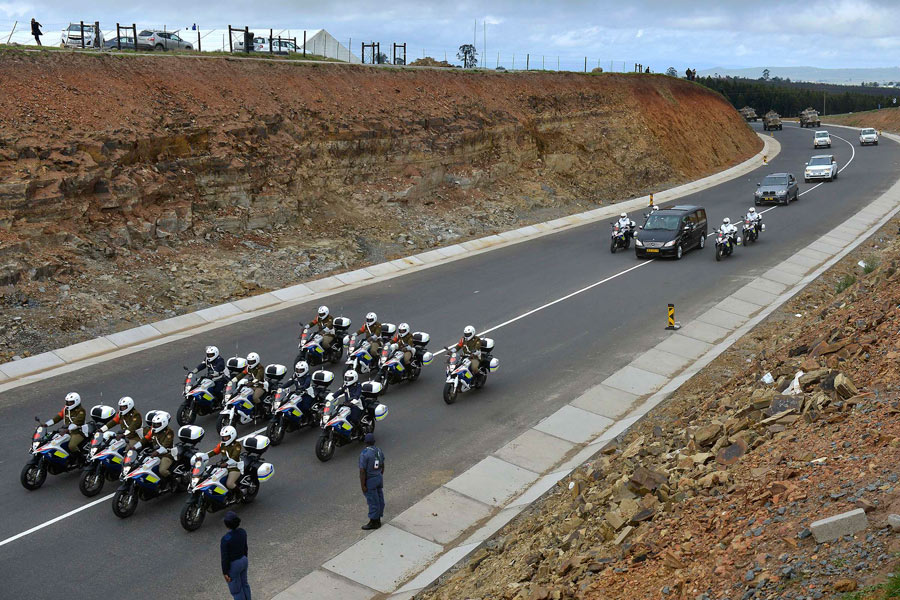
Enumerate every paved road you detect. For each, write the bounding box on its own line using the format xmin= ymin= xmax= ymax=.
xmin=0 ymin=123 xmax=896 ymax=599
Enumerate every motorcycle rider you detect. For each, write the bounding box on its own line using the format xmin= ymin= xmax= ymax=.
xmin=356 ymin=312 xmax=383 ymax=356
xmin=101 ymin=396 xmax=144 ymax=449
xmin=225 ymin=352 xmax=265 ymax=407
xmin=745 ymin=207 xmax=763 ymax=234
xmin=307 ymin=305 xmax=336 ymax=351
xmin=334 ymin=370 xmax=369 ymax=428
xmin=280 ymin=361 xmax=316 ymax=418
xmin=450 ymin=326 xmax=484 ymax=376
xmin=192 ymin=345 xmax=228 ymax=397
xmin=143 ymin=412 xmax=175 ymax=488
xmin=391 ymin=323 xmax=416 ymax=367
xmin=719 ymin=217 xmax=738 ymax=246
xmin=615 ymin=212 xmax=635 ymax=239
xmin=44 ymin=392 xmax=87 ymax=457
xmin=203 ymin=426 xmax=243 ymax=499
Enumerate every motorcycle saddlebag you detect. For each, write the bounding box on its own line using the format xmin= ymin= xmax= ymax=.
xmin=265 ymin=364 xmax=287 ymax=380
xmin=381 ymin=323 xmax=397 ymax=338
xmin=177 ymin=425 xmax=205 ymax=444
xmin=361 ymin=381 xmax=383 ymax=397
xmin=489 ymin=357 xmax=500 ymax=373
xmin=480 ymin=337 xmax=495 ymax=353
xmin=333 ymin=316 xmax=352 ymax=332
xmin=243 ymin=435 xmax=270 ymax=455
xmin=312 ymin=370 xmax=335 ymax=387
xmin=257 ymin=462 xmax=274 ymax=482
xmin=412 ymin=332 xmax=430 ymax=347
xmin=226 ymin=356 xmax=248 ymax=372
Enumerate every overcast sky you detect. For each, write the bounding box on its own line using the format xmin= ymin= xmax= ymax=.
xmin=2 ymin=0 xmax=899 ymax=71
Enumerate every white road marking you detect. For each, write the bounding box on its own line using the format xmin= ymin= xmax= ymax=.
xmin=0 ymin=123 xmax=860 ymax=548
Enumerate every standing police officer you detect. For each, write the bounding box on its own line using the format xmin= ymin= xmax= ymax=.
xmin=359 ymin=433 xmax=385 ymax=530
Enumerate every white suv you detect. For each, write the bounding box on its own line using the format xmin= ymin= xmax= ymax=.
xmin=804 ymin=155 xmax=838 ymax=182
xmin=813 ymin=130 xmax=832 ymax=149
xmin=859 ymin=128 xmax=879 ymax=146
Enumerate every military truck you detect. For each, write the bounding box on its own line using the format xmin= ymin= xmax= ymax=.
xmin=739 ymin=106 xmax=759 ymax=122
xmin=799 ymin=107 xmax=821 ymax=128
xmin=763 ymin=110 xmax=783 ymax=131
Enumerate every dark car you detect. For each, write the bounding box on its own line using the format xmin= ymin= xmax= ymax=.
xmin=753 ymin=172 xmax=799 ymax=205
xmin=104 ymin=36 xmax=136 ymax=50
xmin=634 ymin=205 xmax=708 ymax=260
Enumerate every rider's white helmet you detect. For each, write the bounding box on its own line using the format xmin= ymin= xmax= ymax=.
xmin=651 ymin=205 xmax=660 ymax=211
xmin=398 ymin=323 xmax=410 ymax=336
xmin=463 ymin=325 xmax=476 ymax=340
xmin=246 ymin=352 xmax=260 ymax=369
xmin=723 ymin=217 xmax=731 ymax=225
xmin=621 ymin=212 xmax=628 ymax=219
xmin=118 ymin=396 xmax=135 ymax=415
xmin=151 ymin=412 xmax=169 ymax=433
xmin=343 ymin=370 xmax=359 ymax=386
xmin=748 ymin=207 xmax=756 ymax=214
xmin=219 ymin=425 xmax=237 ymax=445
xmin=65 ymin=392 xmax=81 ymax=410
xmin=365 ymin=312 xmax=377 ymax=325
xmin=205 ymin=345 xmax=219 ymax=360
xmin=295 ymin=361 xmax=309 ymax=377
xmin=317 ymin=305 xmax=329 ymax=319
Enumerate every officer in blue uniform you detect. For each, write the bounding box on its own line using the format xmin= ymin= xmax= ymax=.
xmin=359 ymin=432 xmax=385 ymax=530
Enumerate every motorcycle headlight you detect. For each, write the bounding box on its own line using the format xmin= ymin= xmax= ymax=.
xmin=663 ymin=240 xmax=676 ymax=247
xmin=191 ymin=476 xmax=199 ymax=487
xmin=634 ymin=238 xmax=643 ymax=247
xmin=754 ymin=190 xmax=761 ymax=197
xmin=32 ymin=441 xmax=40 ymax=451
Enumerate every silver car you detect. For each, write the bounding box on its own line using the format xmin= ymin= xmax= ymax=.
xmin=137 ymin=30 xmax=193 ymax=51
xmin=61 ymin=23 xmax=104 ymax=48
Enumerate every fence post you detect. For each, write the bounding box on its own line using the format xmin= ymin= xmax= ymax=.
xmin=80 ymin=21 xmax=85 ymax=48
xmin=303 ymin=30 xmax=306 ymax=57
xmin=244 ymin=26 xmax=249 ymax=53
xmin=512 ymin=53 xmax=515 ymax=70
xmin=5 ymin=20 xmax=15 ymax=45
xmin=584 ymin=57 xmax=587 ymax=72
xmin=270 ymin=28 xmax=273 ymax=53
xmin=228 ymin=26 xmax=233 ymax=52
xmin=197 ymin=29 xmax=201 ymax=52
xmin=360 ymin=42 xmax=363 ymax=63
xmin=348 ymin=37 xmax=351 ymax=62
xmin=94 ymin=21 xmax=100 ymax=48
xmin=526 ymin=54 xmax=529 ymax=70
xmin=133 ymin=24 xmax=137 ymax=52
xmin=116 ymin=23 xmax=121 ymax=50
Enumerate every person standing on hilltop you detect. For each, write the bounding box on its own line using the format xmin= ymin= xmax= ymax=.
xmin=31 ymin=18 xmax=43 ymax=46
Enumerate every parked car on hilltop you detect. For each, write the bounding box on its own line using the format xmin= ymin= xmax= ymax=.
xmin=61 ymin=23 xmax=104 ymax=48
xmin=137 ymin=30 xmax=193 ymax=51
xmin=104 ymin=36 xmax=136 ymax=50
xmin=754 ymin=173 xmax=799 ymax=205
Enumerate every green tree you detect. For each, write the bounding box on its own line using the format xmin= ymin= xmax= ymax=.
xmin=666 ymin=66 xmax=677 ymax=77
xmin=762 ymin=68 xmax=770 ymax=80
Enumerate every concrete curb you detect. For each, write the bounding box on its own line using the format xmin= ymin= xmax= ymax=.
xmin=0 ymin=134 xmax=778 ymax=391
xmin=271 ymin=130 xmax=899 ymax=600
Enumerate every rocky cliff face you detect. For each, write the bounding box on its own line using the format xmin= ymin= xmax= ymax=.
xmin=0 ymin=51 xmax=759 ymax=359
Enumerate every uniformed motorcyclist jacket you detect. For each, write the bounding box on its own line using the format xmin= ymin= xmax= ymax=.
xmin=308 ymin=314 xmax=335 ymax=333
xmin=357 ymin=321 xmax=382 ymax=340
xmin=145 ymin=426 xmax=175 ymax=455
xmin=49 ymin=405 xmax=86 ymax=429
xmin=104 ymin=410 xmax=143 ymax=437
xmin=455 ymin=336 xmax=483 ymax=357
xmin=230 ymin=364 xmax=264 ymax=388
xmin=337 ymin=383 xmax=362 ymax=402
xmin=284 ymin=373 xmax=313 ymax=393
xmin=196 ymin=355 xmax=226 ymax=379
xmin=393 ymin=332 xmax=414 ymax=353
xmin=212 ymin=440 xmax=243 ymax=470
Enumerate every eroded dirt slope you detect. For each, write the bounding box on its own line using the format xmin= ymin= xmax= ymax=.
xmin=827 ymin=107 xmax=900 ymax=133
xmin=0 ymin=51 xmax=759 ymax=360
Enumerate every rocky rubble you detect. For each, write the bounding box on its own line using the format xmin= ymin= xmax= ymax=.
xmin=418 ymin=217 xmax=900 ymax=599
xmin=0 ymin=51 xmax=758 ymax=362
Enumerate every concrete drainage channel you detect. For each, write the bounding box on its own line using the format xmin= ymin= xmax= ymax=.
xmin=274 ymin=129 xmax=900 ymax=600
xmin=0 ymin=135 xmax=778 ymax=392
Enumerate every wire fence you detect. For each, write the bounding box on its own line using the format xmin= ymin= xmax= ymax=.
xmin=0 ymin=19 xmax=656 ymax=74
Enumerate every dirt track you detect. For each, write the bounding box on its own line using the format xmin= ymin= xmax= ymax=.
xmin=0 ymin=51 xmax=760 ymax=361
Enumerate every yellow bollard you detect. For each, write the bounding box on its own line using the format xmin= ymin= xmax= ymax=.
xmin=648 ymin=193 xmax=654 ymax=207
xmin=763 ymin=154 xmax=768 ymax=164
xmin=665 ymin=303 xmax=681 ymax=330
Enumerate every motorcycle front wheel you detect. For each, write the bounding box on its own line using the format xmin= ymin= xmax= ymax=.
xmin=20 ymin=462 xmax=47 ymax=490
xmin=266 ymin=420 xmax=286 ymax=446
xmin=215 ymin=414 xmax=230 ymax=433
xmin=79 ymin=465 xmax=105 ymax=497
xmin=609 ymin=237 xmax=617 ymax=254
xmin=176 ymin=401 xmax=196 ymax=426
xmin=180 ymin=497 xmax=206 ymax=532
xmin=443 ymin=382 xmax=458 ymax=405
xmin=715 ymin=245 xmax=723 ymax=262
xmin=112 ymin=487 xmax=139 ymax=518
xmin=315 ymin=432 xmax=336 ymax=462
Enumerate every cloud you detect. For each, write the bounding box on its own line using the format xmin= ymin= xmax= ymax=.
xmin=0 ymin=1 xmax=32 ymax=18
xmin=635 ymin=28 xmax=643 ymax=38
xmin=482 ymin=15 xmax=503 ymax=25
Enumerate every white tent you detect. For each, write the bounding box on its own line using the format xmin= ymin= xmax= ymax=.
xmin=299 ymin=29 xmax=360 ymax=63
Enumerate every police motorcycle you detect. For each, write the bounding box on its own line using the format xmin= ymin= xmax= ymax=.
xmin=344 ymin=332 xmax=383 ymax=377
xmin=266 ymin=369 xmax=334 ymax=445
xmin=442 ymin=338 xmax=500 ymax=405
xmin=714 ymin=230 xmax=740 ymax=261
xmin=609 ymin=220 xmax=635 ymax=253
xmin=180 ymin=435 xmax=274 ymax=531
xmin=216 ymin=359 xmax=287 ymax=432
xmin=295 ymin=316 xmax=352 ymax=366
xmin=315 ymin=381 xmax=387 ymax=462
xmin=111 ymin=417 xmax=205 ymax=518
xmin=742 ymin=217 xmax=765 ymax=244
xmin=79 ymin=406 xmax=130 ymax=497
xmin=177 ymin=367 xmax=226 ymax=426
xmin=374 ymin=331 xmax=433 ymax=392
xmin=21 ymin=404 xmax=109 ymax=491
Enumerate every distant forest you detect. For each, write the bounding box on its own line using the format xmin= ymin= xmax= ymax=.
xmin=698 ymin=76 xmax=898 ymax=117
